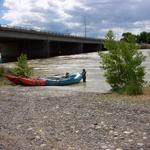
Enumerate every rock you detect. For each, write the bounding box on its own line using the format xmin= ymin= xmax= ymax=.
xmin=113 ymin=132 xmax=118 ymax=136
xmin=35 ymin=135 xmax=40 ymax=140
xmin=109 ymin=130 xmax=114 ymax=134
xmin=123 ymin=130 xmax=133 ymax=134
xmin=95 ymin=125 xmax=101 ymax=129
xmin=100 ymin=145 xmax=108 ymax=149
xmin=27 ymin=127 xmax=33 ymax=131
xmin=43 ymin=116 xmax=48 ymax=119
xmin=143 ymin=136 xmax=147 ymax=139
xmin=137 ymin=143 xmax=144 ymax=146
xmin=55 ymin=105 xmax=59 ymax=109
xmin=128 ymin=139 xmax=133 ymax=142
xmin=75 ymin=130 xmax=79 ymax=133
xmin=40 ymin=144 xmax=47 ymax=147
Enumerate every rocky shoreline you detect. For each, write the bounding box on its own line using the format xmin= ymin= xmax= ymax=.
xmin=0 ymin=86 xmax=150 ymax=150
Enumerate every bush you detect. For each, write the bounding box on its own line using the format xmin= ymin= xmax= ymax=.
xmin=0 ymin=66 xmax=4 ymax=77
xmin=99 ymin=30 xmax=146 ymax=95
xmin=12 ymin=53 xmax=33 ymax=77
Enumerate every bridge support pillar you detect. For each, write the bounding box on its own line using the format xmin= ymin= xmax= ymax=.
xmin=0 ymin=42 xmax=20 ymax=62
xmin=42 ymin=40 xmax=50 ymax=58
xmin=83 ymin=43 xmax=101 ymax=53
xmin=80 ymin=43 xmax=83 ymax=53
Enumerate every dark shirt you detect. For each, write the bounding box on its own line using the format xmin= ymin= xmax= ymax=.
xmin=82 ymin=70 xmax=86 ymax=82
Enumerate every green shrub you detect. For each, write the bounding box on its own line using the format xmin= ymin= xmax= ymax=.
xmin=0 ymin=66 xmax=4 ymax=77
xmin=99 ymin=30 xmax=146 ymax=95
xmin=12 ymin=53 xmax=33 ymax=77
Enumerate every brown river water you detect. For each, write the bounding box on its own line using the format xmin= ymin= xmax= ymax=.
xmin=2 ymin=50 xmax=150 ymax=93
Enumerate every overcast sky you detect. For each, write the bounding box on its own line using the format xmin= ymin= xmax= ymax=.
xmin=0 ymin=0 xmax=150 ymax=38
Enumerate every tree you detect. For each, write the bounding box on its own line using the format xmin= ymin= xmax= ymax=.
xmin=139 ymin=32 xmax=147 ymax=43
xmin=121 ymin=32 xmax=137 ymax=43
xmin=12 ymin=53 xmax=33 ymax=77
xmin=99 ymin=30 xmax=146 ymax=95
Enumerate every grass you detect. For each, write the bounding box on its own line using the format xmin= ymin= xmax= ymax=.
xmin=0 ymin=77 xmax=12 ymax=86
xmin=0 ymin=66 xmax=13 ymax=86
xmin=143 ymin=85 xmax=150 ymax=95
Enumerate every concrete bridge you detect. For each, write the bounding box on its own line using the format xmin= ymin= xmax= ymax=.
xmin=0 ymin=25 xmax=103 ymax=62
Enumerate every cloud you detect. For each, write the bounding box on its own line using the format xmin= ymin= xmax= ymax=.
xmin=1 ymin=0 xmax=150 ymax=38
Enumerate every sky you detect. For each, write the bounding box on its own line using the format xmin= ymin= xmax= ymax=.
xmin=0 ymin=0 xmax=150 ymax=39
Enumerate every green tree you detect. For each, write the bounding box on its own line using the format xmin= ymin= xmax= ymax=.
xmin=139 ymin=32 xmax=147 ymax=43
xmin=121 ymin=32 xmax=137 ymax=43
xmin=99 ymin=30 xmax=146 ymax=95
xmin=12 ymin=53 xmax=33 ymax=77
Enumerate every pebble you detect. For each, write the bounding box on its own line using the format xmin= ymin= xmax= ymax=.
xmin=128 ymin=139 xmax=133 ymax=142
xmin=100 ymin=145 xmax=108 ymax=149
xmin=64 ymin=111 xmax=71 ymax=115
xmin=95 ymin=125 xmax=101 ymax=129
xmin=35 ymin=135 xmax=40 ymax=140
xmin=114 ymin=132 xmax=118 ymax=136
xmin=55 ymin=105 xmax=59 ymax=109
xmin=75 ymin=130 xmax=79 ymax=133
xmin=123 ymin=130 xmax=133 ymax=134
xmin=40 ymin=144 xmax=46 ymax=147
xmin=39 ymin=129 xmax=43 ymax=133
xmin=137 ymin=143 xmax=144 ymax=146
xmin=106 ymin=112 xmax=112 ymax=115
xmin=27 ymin=127 xmax=33 ymax=131
xmin=43 ymin=116 xmax=48 ymax=119
xmin=109 ymin=130 xmax=114 ymax=134
xmin=143 ymin=136 xmax=147 ymax=139
xmin=101 ymin=121 xmax=105 ymax=125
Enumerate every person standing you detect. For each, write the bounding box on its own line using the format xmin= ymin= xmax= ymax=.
xmin=0 ymin=52 xmax=1 ymax=63
xmin=81 ymin=69 xmax=86 ymax=82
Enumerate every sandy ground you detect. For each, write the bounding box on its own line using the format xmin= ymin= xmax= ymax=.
xmin=0 ymin=86 xmax=150 ymax=150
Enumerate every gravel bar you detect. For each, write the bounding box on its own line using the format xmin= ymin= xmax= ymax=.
xmin=0 ymin=86 xmax=150 ymax=150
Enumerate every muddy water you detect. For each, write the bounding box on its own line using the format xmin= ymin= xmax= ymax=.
xmin=30 ymin=50 xmax=150 ymax=92
xmin=142 ymin=50 xmax=150 ymax=81
xmin=3 ymin=50 xmax=150 ymax=93
xmin=28 ymin=52 xmax=111 ymax=93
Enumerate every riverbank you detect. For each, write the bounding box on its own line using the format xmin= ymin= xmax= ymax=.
xmin=0 ymin=86 xmax=150 ymax=150
xmin=140 ymin=43 xmax=150 ymax=49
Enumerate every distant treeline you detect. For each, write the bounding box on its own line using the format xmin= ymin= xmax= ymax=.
xmin=121 ymin=32 xmax=150 ymax=44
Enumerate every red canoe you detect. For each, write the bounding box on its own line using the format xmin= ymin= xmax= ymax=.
xmin=4 ymin=75 xmax=21 ymax=84
xmin=19 ymin=77 xmax=47 ymax=86
xmin=5 ymin=75 xmax=47 ymax=86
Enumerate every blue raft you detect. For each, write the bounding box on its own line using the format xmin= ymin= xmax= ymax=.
xmin=45 ymin=73 xmax=83 ymax=86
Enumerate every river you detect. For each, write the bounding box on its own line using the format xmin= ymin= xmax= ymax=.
xmin=27 ymin=49 xmax=150 ymax=93
xmin=3 ymin=49 xmax=150 ymax=93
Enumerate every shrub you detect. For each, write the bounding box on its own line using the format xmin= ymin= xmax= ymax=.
xmin=99 ymin=30 xmax=146 ymax=95
xmin=0 ymin=66 xmax=4 ymax=77
xmin=12 ymin=53 xmax=33 ymax=77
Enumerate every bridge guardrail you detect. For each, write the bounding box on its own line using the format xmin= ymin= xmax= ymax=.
xmin=0 ymin=24 xmax=102 ymax=42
